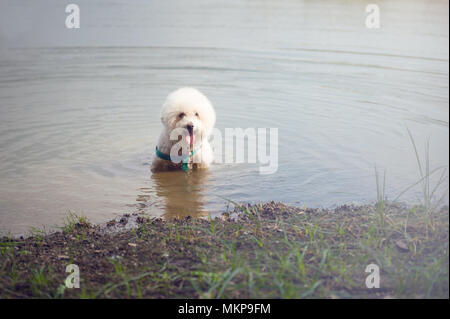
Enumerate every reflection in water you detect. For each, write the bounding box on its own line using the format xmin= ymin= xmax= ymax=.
xmin=148 ymin=170 xmax=210 ymax=218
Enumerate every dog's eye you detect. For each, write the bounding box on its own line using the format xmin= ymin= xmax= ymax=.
xmin=195 ymin=112 xmax=199 ymax=117
xmin=178 ymin=113 xmax=185 ymax=119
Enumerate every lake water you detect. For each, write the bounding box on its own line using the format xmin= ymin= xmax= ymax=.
xmin=0 ymin=0 xmax=448 ymax=236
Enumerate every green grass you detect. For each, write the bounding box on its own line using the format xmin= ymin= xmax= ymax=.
xmin=405 ymin=127 xmax=448 ymax=235
xmin=374 ymin=127 xmax=448 ymax=237
xmin=62 ymin=211 xmax=89 ymax=234
xmin=0 ymin=200 xmax=447 ymax=299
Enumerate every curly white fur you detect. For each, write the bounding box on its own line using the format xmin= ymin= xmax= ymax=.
xmin=151 ymin=87 xmax=216 ymax=172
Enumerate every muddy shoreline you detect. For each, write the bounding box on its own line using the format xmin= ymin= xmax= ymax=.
xmin=1 ymin=202 xmax=448 ymax=298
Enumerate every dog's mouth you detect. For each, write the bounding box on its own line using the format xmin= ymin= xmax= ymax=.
xmin=186 ymin=126 xmax=194 ymax=146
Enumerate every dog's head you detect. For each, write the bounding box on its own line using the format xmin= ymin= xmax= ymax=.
xmin=160 ymin=87 xmax=216 ymax=144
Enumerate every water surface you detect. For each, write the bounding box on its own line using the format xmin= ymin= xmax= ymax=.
xmin=0 ymin=0 xmax=448 ymax=235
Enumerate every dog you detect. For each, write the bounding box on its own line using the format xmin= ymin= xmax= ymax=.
xmin=151 ymin=87 xmax=216 ymax=172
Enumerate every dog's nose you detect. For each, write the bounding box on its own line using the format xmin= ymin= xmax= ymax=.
xmin=186 ymin=124 xmax=194 ymax=133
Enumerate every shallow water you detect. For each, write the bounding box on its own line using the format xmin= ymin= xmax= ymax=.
xmin=0 ymin=0 xmax=448 ymax=235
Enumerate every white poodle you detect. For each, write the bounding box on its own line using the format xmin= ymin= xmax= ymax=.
xmin=151 ymin=87 xmax=216 ymax=172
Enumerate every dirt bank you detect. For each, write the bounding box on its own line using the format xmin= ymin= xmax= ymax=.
xmin=0 ymin=202 xmax=448 ymax=298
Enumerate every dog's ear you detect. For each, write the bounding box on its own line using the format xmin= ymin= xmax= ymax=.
xmin=160 ymin=113 xmax=168 ymax=126
xmin=160 ymin=105 xmax=169 ymax=126
xmin=202 ymin=106 xmax=216 ymax=135
xmin=160 ymin=110 xmax=177 ymax=129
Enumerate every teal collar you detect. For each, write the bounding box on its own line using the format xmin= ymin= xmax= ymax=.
xmin=155 ymin=146 xmax=199 ymax=172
